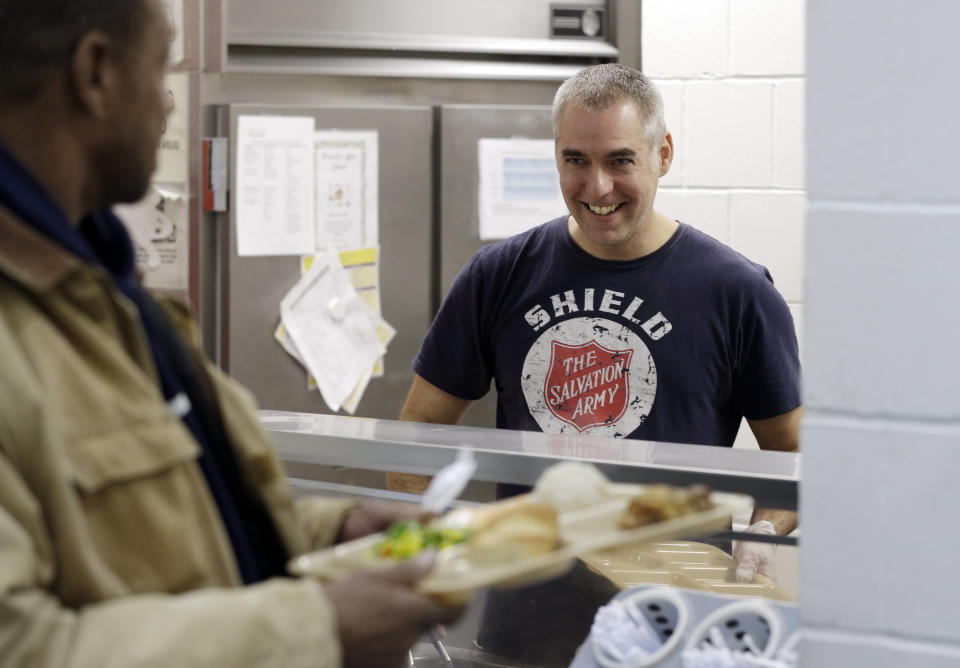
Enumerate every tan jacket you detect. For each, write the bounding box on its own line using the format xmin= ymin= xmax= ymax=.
xmin=0 ymin=204 xmax=355 ymax=668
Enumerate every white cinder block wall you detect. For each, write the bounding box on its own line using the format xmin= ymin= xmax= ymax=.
xmin=802 ymin=1 xmax=960 ymax=665
xmin=641 ymin=0 xmax=807 ymax=452
xmin=640 ymin=0 xmax=806 ymax=596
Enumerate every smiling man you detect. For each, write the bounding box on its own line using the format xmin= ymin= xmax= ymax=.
xmin=557 ymin=90 xmax=676 ymax=260
xmin=398 ymin=63 xmax=802 ymax=664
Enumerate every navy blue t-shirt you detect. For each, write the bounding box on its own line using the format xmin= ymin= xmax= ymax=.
xmin=414 ymin=217 xmax=801 ymax=447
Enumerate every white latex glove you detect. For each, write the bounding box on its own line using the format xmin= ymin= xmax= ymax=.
xmin=733 ymin=520 xmax=778 ymax=584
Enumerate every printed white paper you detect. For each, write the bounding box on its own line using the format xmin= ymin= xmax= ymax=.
xmin=236 ymin=115 xmax=316 ymax=256
xmin=314 ymin=131 xmax=379 ymax=251
xmin=280 ymin=246 xmax=394 ymax=396
xmin=275 ymin=311 xmax=393 ymax=414
xmin=154 ymin=72 xmax=189 ymax=184
xmin=280 ymin=250 xmax=385 ymax=412
xmin=477 ymin=138 xmax=567 ymax=240
xmin=302 ymin=247 xmax=386 ymax=376
xmin=273 ymin=247 xmax=397 ymax=415
xmin=114 ymin=186 xmax=189 ymax=292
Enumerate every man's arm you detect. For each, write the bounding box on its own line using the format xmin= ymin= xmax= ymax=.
xmin=388 ymin=375 xmax=474 ymax=493
xmin=399 ymin=374 xmax=473 ymax=424
xmin=747 ymin=405 xmax=802 ymax=453
xmin=731 ymin=406 xmax=802 ymax=582
xmin=746 ymin=405 xmax=803 ymax=534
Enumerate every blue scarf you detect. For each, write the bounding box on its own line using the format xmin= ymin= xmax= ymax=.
xmin=0 ymin=142 xmax=287 ymax=584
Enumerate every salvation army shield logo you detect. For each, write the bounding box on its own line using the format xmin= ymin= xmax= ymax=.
xmin=521 ymin=317 xmax=657 ymax=438
xmin=544 ymin=340 xmax=633 ymax=432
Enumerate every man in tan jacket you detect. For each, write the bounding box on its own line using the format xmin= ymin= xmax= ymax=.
xmin=0 ymin=1 xmax=460 ymax=666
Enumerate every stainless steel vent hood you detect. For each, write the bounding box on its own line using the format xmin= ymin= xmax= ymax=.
xmin=220 ymin=0 xmax=622 ymax=80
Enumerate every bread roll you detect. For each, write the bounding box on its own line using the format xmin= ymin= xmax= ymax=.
xmin=457 ymin=496 xmax=559 ymax=565
xmin=533 ymin=461 xmax=611 ymax=511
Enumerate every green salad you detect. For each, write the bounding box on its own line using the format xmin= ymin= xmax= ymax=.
xmin=372 ymin=521 xmax=473 ymax=561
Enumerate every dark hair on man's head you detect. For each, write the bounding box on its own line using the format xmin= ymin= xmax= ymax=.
xmin=0 ymin=0 xmax=150 ymax=104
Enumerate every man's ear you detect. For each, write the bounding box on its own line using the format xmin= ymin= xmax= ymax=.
xmin=657 ymin=131 xmax=674 ymax=178
xmin=68 ymin=31 xmax=117 ymax=120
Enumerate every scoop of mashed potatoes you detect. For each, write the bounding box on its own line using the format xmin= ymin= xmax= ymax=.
xmin=532 ymin=461 xmax=612 ymax=512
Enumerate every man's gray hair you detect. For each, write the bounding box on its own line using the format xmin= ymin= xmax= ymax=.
xmin=552 ymin=63 xmax=666 ymax=148
xmin=0 ymin=0 xmax=149 ymax=105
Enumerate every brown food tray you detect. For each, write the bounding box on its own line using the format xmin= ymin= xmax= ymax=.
xmin=289 ymin=485 xmax=753 ymax=602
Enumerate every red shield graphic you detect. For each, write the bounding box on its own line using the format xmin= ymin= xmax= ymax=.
xmin=543 ymin=340 xmax=633 ymax=432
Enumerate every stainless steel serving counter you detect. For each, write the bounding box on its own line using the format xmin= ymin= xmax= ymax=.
xmin=259 ymin=411 xmax=799 ymax=512
xmin=262 ymin=411 xmax=801 ymax=666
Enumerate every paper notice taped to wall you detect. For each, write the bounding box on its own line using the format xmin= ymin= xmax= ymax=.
xmin=302 ymin=247 xmax=386 ymax=377
xmin=314 ymin=130 xmax=379 ymax=251
xmin=277 ymin=247 xmax=394 ymax=413
xmin=114 ymin=185 xmax=189 ymax=292
xmin=278 ymin=250 xmax=386 ymax=413
xmin=154 ymin=72 xmax=189 ymax=185
xmin=161 ymin=0 xmax=185 ymax=66
xmin=478 ymin=138 xmax=567 ymax=240
xmin=236 ymin=115 xmax=316 ymax=256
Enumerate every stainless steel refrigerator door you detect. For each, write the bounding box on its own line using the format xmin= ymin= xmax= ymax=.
xmin=438 ymin=104 xmax=559 ymax=427
xmin=222 ymin=104 xmax=432 ymax=418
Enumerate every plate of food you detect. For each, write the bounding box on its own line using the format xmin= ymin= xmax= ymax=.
xmin=289 ymin=462 xmax=752 ymax=603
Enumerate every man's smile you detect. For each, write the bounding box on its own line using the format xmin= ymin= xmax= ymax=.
xmin=585 ymin=202 xmax=625 ymax=216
